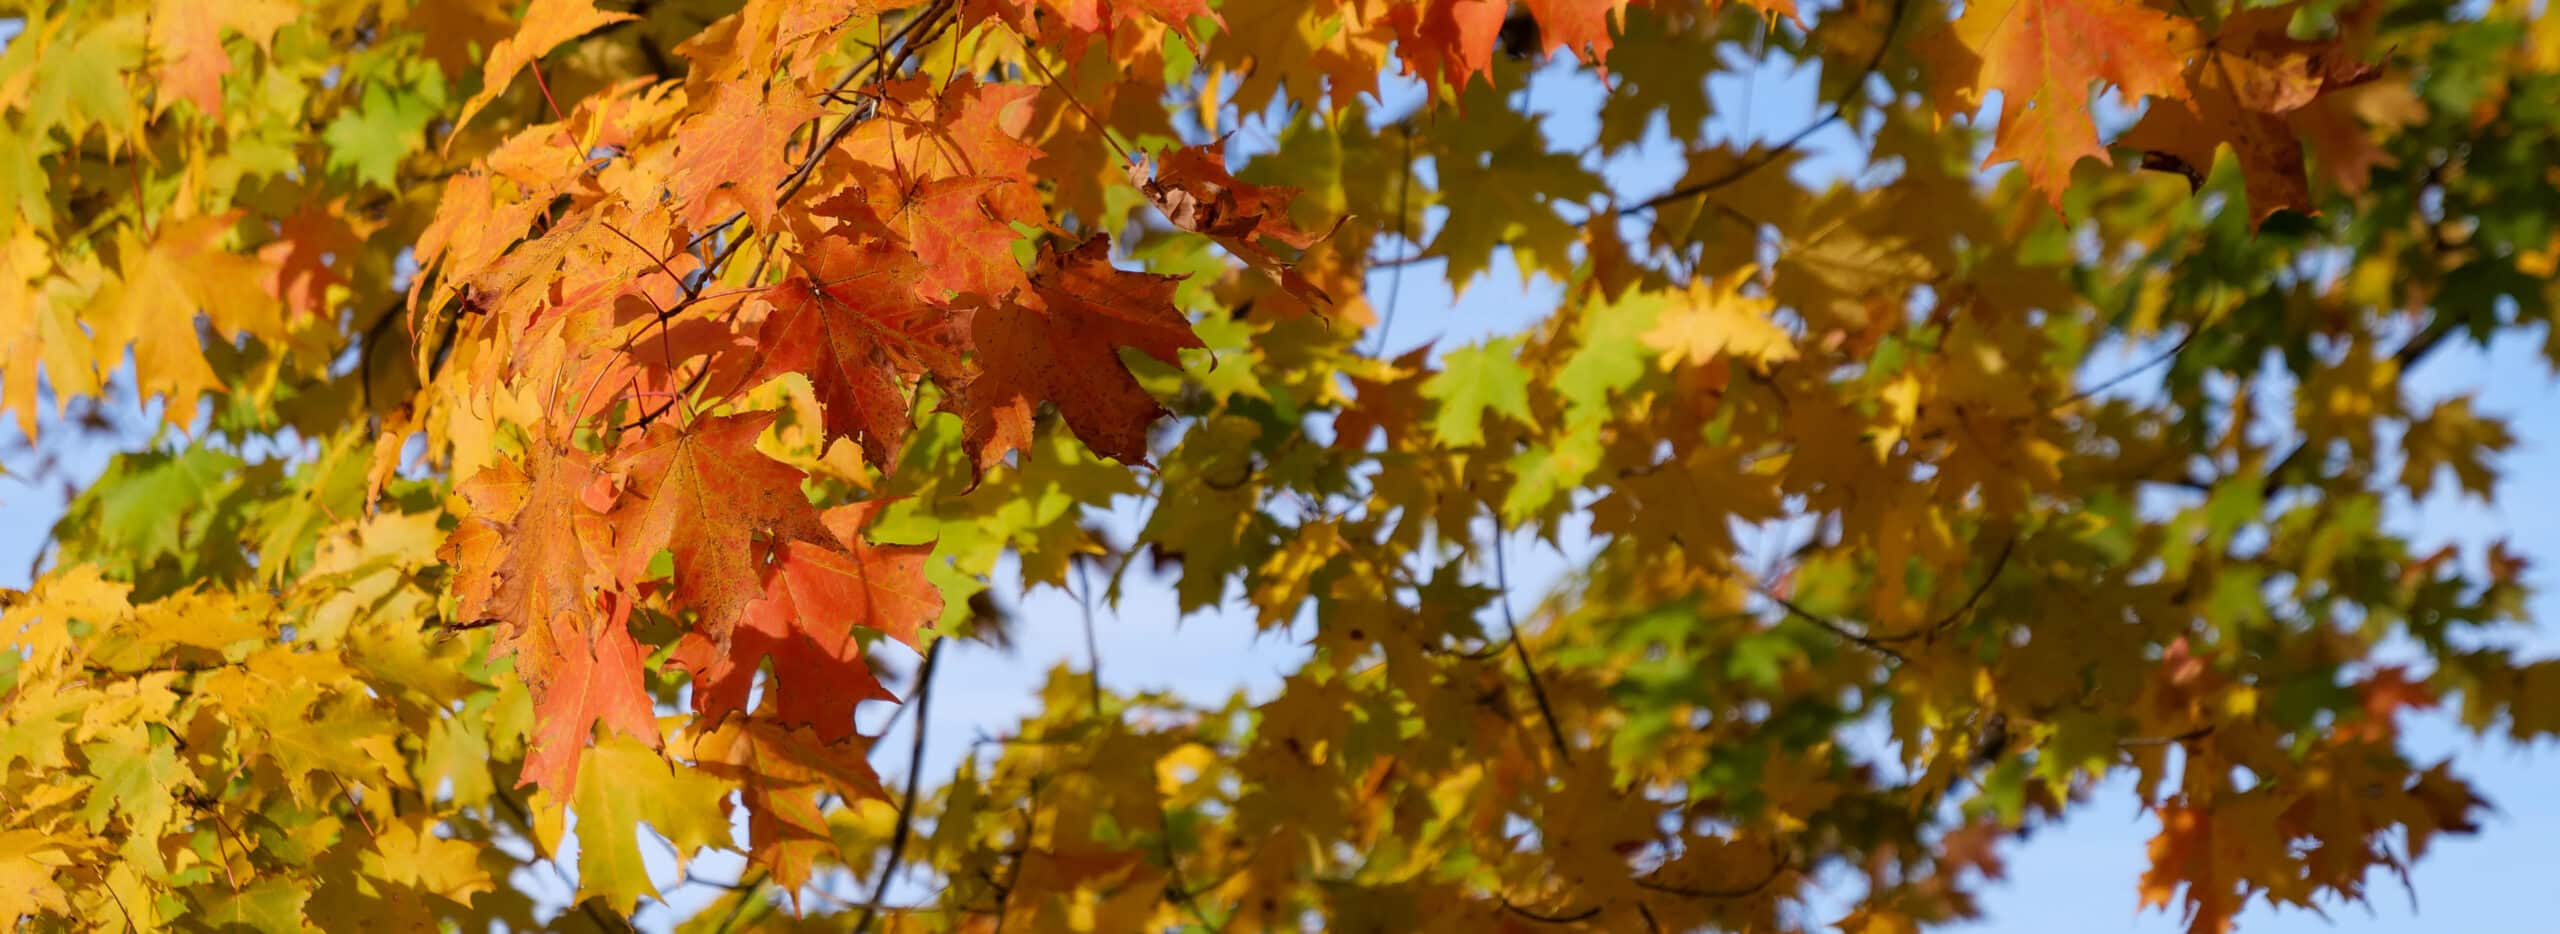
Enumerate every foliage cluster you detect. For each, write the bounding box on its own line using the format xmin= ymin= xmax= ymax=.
xmin=2 ymin=0 xmax=2557 ymax=930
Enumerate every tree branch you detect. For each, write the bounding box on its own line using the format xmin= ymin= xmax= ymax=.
xmin=853 ymin=637 xmax=947 ymax=934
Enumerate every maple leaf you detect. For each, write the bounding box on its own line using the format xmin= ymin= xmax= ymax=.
xmin=1590 ymin=446 xmax=1785 ymax=560
xmin=257 ymin=199 xmax=371 ymax=320
xmin=450 ymin=0 xmax=637 ymax=140
xmin=363 ymin=818 xmax=499 ymax=905
xmin=191 ymin=881 xmax=309 ymax=931
xmin=88 ymin=213 xmax=287 ymax=422
xmin=957 ymin=235 xmax=1203 ymax=468
xmin=1131 ymin=138 xmax=1338 ymax=308
xmin=1332 ymin=346 xmax=1436 ymax=452
xmin=1641 ymin=269 xmax=1798 ymax=370
xmin=671 ymin=503 xmax=937 ymax=742
xmin=2119 ymin=6 xmax=2385 ymax=224
xmin=1388 ymin=0 xmax=1510 ymax=93
xmin=0 ymin=232 xmax=100 ymax=438
xmin=1516 ymin=0 xmax=1633 ymax=70
xmin=831 ymin=169 xmax=1035 ymax=302
xmin=752 ymin=254 xmax=943 ymax=468
xmin=148 ymin=0 xmax=293 ymax=117
xmin=445 ymin=442 xmax=612 ymax=677
xmin=1200 ymin=0 xmax=1389 ymax=113
xmin=974 ymin=0 xmax=1221 ymax=56
xmin=844 ymin=76 xmax=1046 ymax=184
xmin=406 ymin=0 xmax=514 ymax=78
xmin=1921 ymin=0 xmax=2197 ymax=205
xmin=519 ymin=596 xmax=660 ymax=792
xmin=443 ymin=441 xmax=654 ymax=791
xmin=1422 ymin=337 xmax=1533 ymax=447
xmin=2140 ymin=798 xmax=2247 ymax=934
xmin=669 ymin=81 xmax=823 ymax=230
xmin=570 ymin=736 xmax=735 ymax=913
xmin=610 ymin=412 xmax=839 ymax=644
xmin=684 ymin=714 xmax=889 ymax=895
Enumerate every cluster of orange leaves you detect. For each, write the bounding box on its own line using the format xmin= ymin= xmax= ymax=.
xmin=420 ymin=0 xmax=1802 ymax=809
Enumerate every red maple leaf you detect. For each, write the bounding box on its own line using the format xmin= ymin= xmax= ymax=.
xmin=753 ymin=235 xmax=960 ymax=468
xmin=1132 ymin=139 xmax=1339 ymax=309
xmin=1516 ymin=0 xmax=1632 ymax=69
xmin=956 ymin=235 xmax=1203 ymax=468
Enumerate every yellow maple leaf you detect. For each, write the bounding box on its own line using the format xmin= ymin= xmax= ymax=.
xmin=89 ymin=214 xmax=285 ymax=424
xmin=1640 ymin=270 xmax=1798 ymax=370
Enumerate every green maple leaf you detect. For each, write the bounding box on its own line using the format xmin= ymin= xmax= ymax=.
xmin=1422 ymin=337 xmax=1534 ymax=448
xmin=192 ymin=880 xmax=311 ymax=932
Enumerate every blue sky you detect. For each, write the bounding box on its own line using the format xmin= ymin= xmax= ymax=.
xmin=5 ymin=12 xmax=2556 ymax=932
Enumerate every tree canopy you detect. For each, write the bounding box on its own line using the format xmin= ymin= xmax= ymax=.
xmin=2 ymin=0 xmax=2556 ymax=930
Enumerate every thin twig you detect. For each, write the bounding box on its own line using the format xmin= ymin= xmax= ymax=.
xmin=1873 ymin=534 xmax=2017 ymax=644
xmin=1622 ymin=0 xmax=1909 ymax=217
xmin=328 ymin=772 xmax=378 ymax=841
xmin=183 ymin=794 xmax=246 ymax=890
xmin=1499 ymin=898 xmax=1604 ymax=924
xmin=1759 ymin=587 xmax=1906 ymax=664
xmin=1491 ymin=521 xmax=1572 ymax=764
xmin=1368 ymin=124 xmax=1416 ymax=357
xmin=853 ymin=638 xmax=947 ymax=934
xmin=2060 ymin=326 xmax=2202 ymax=407
xmin=1635 ymin=850 xmax=1791 ymax=898
xmin=709 ymin=869 xmax=771 ymax=934
xmin=2118 ymin=724 xmax=2215 ymax=747
xmin=1075 ymin=560 xmax=1105 ymax=718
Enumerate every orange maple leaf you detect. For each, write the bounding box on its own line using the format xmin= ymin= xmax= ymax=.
xmin=445 ymin=442 xmax=613 ymax=685
xmin=856 ymin=77 xmax=1047 ymax=184
xmin=1923 ymin=0 xmax=2197 ymax=206
xmin=451 ymin=0 xmax=637 ymax=141
xmin=2119 ymin=5 xmax=2384 ymax=224
xmin=443 ymin=441 xmax=656 ymax=791
xmin=671 ymin=504 xmax=937 ymax=743
xmin=670 ymin=81 xmax=824 ymax=230
xmin=1516 ymin=0 xmax=1632 ymax=69
xmin=1388 ymin=0 xmax=1510 ymax=93
xmin=149 ymin=0 xmax=293 ymax=117
xmin=830 ymin=169 xmax=1035 ymax=302
xmin=610 ymin=412 xmax=838 ymax=643
xmin=520 ymin=595 xmax=662 ymax=791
